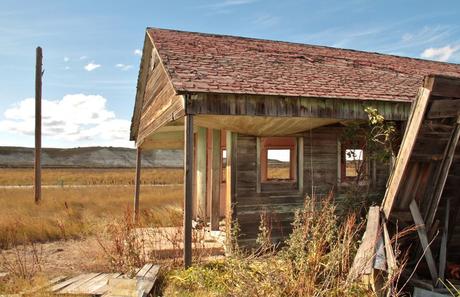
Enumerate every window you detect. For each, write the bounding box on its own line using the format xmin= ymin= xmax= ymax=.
xmin=261 ymin=137 xmax=297 ymax=182
xmin=341 ymin=147 xmax=367 ymax=180
xmin=267 ymin=149 xmax=291 ymax=180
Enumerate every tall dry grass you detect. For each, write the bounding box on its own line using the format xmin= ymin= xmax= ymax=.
xmin=0 ymin=185 xmax=182 ymax=249
xmin=163 ymin=194 xmax=374 ymax=297
xmin=0 ymin=167 xmax=183 ymax=186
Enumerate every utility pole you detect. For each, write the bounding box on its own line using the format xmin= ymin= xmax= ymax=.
xmin=35 ymin=47 xmax=42 ymax=204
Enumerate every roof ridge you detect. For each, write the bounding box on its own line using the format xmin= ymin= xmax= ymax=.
xmin=146 ymin=27 xmax=460 ymax=68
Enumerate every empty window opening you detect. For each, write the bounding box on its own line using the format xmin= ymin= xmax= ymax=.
xmin=344 ymin=149 xmax=364 ymax=177
xmin=260 ymin=137 xmax=297 ymax=183
xmin=267 ymin=149 xmax=291 ymax=180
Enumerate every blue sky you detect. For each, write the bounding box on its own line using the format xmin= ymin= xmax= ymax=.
xmin=0 ymin=0 xmax=459 ymax=148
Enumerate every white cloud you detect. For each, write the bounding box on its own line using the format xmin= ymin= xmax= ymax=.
xmin=84 ymin=62 xmax=101 ymax=71
xmin=64 ymin=56 xmax=69 ymax=62
xmin=79 ymin=55 xmax=87 ymax=60
xmin=133 ymin=49 xmax=142 ymax=56
xmin=64 ymin=66 xmax=70 ymax=70
xmin=421 ymin=45 xmax=460 ymax=62
xmin=115 ymin=63 xmax=133 ymax=71
xmin=0 ymin=94 xmax=131 ymax=145
xmin=253 ymin=13 xmax=279 ymax=27
xmin=211 ymin=0 xmax=257 ymax=8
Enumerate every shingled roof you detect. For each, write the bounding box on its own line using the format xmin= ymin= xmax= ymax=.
xmin=147 ymin=28 xmax=460 ymax=102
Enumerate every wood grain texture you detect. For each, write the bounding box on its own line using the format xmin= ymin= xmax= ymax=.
xmin=188 ymin=93 xmax=410 ymax=121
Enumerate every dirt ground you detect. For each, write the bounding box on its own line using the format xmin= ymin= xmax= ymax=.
xmin=0 ymin=236 xmax=110 ymax=279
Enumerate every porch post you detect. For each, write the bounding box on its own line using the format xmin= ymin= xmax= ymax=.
xmin=210 ymin=129 xmax=221 ymax=230
xmin=133 ymin=147 xmax=141 ymax=223
xmin=196 ymin=127 xmax=207 ymax=220
xmin=184 ymin=115 xmax=194 ymax=268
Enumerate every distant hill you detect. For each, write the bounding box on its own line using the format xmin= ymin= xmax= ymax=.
xmin=0 ymin=146 xmax=183 ymax=168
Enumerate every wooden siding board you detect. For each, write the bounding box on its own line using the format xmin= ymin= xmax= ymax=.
xmin=137 ymin=50 xmax=185 ymax=145
xmin=188 ymin=93 xmax=410 ymax=121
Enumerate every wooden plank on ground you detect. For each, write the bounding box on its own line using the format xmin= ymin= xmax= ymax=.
xmin=136 ymin=263 xmax=154 ymax=278
xmin=59 ymin=272 xmax=100 ymax=294
xmin=137 ymin=265 xmax=161 ymax=296
xmin=349 ymin=206 xmax=381 ymax=280
xmin=409 ymin=199 xmax=438 ymax=285
xmin=50 ymin=273 xmax=93 ymax=292
xmin=92 ymin=273 xmax=123 ymax=295
xmin=107 ymin=278 xmax=138 ymax=297
xmin=74 ymin=272 xmax=112 ymax=294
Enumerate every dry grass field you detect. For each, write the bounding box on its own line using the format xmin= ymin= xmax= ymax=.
xmin=0 ymin=167 xmax=183 ymax=186
xmin=0 ymin=168 xmax=184 ymax=249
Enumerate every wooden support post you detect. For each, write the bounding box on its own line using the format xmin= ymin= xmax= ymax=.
xmin=425 ymin=115 xmax=460 ymax=231
xmin=196 ymin=127 xmax=207 ymax=220
xmin=438 ymin=198 xmax=450 ymax=285
xmin=409 ymin=199 xmax=438 ymax=285
xmin=34 ymin=46 xmax=43 ymax=205
xmin=298 ymin=137 xmax=304 ymax=194
xmin=134 ymin=147 xmax=142 ymax=223
xmin=210 ymin=129 xmax=221 ymax=231
xmin=184 ymin=115 xmax=194 ymax=268
xmin=256 ymin=137 xmax=261 ymax=193
xmin=225 ymin=131 xmax=237 ymax=253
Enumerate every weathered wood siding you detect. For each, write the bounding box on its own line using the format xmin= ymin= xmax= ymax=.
xmin=137 ymin=48 xmax=185 ymax=145
xmin=234 ymin=126 xmax=391 ymax=246
xmin=188 ymin=93 xmax=411 ymax=121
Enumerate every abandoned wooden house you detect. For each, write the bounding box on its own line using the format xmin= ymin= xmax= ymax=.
xmin=129 ymin=28 xmax=460 ymax=267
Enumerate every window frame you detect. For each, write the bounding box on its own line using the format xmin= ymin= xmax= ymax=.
xmin=339 ymin=142 xmax=369 ymax=184
xmin=260 ymin=137 xmax=298 ymax=184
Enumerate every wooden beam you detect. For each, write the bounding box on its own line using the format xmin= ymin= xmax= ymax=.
xmin=34 ymin=46 xmax=43 ymax=205
xmin=196 ymin=127 xmax=207 ymax=220
xmin=425 ymin=116 xmax=460 ymax=231
xmin=184 ymin=115 xmax=194 ymax=268
xmin=409 ymin=199 xmax=438 ymax=285
xmin=382 ymin=219 xmax=397 ymax=274
xmin=430 ymin=75 xmax=460 ymax=98
xmin=134 ymin=148 xmax=142 ymax=223
xmin=188 ymin=93 xmax=411 ymax=121
xmin=210 ymin=129 xmax=221 ymax=231
xmin=438 ymin=198 xmax=450 ymax=285
xmin=427 ymin=99 xmax=460 ymax=119
xmin=381 ymin=86 xmax=432 ymax=218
